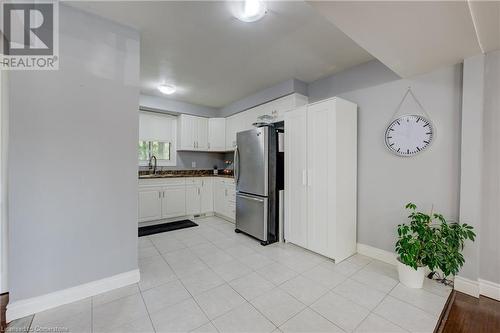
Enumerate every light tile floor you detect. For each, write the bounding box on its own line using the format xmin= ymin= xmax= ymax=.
xmin=26 ymin=216 xmax=452 ymax=333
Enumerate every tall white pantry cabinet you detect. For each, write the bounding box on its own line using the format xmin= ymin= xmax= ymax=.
xmin=284 ymin=97 xmax=357 ymax=263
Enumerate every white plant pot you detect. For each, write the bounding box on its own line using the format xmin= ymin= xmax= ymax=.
xmin=397 ymin=259 xmax=425 ymax=288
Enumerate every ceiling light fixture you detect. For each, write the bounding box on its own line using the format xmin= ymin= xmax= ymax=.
xmin=234 ymin=0 xmax=267 ymax=23
xmin=158 ymin=84 xmax=176 ymax=95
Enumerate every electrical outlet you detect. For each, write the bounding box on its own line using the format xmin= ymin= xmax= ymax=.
xmin=191 ymin=161 xmax=196 ymax=168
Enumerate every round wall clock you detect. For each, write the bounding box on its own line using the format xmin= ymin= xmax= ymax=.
xmin=384 ymin=115 xmax=434 ymax=157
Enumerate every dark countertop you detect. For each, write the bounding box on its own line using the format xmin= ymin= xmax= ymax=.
xmin=138 ymin=169 xmax=234 ymax=180
xmin=139 ymin=174 xmax=234 ymax=180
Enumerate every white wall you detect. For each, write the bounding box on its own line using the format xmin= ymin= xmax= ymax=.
xmin=309 ymin=64 xmax=462 ymax=252
xmin=8 ymin=5 xmax=140 ymax=302
xmin=480 ymin=50 xmax=500 ymax=284
xmin=0 ymin=67 xmax=8 ymax=294
xmin=459 ymin=55 xmax=484 ymax=281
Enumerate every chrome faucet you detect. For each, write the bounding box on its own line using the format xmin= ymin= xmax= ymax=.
xmin=148 ymin=155 xmax=157 ymax=175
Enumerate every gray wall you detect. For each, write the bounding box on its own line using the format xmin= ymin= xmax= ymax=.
xmin=480 ymin=50 xmax=500 ymax=284
xmin=8 ymin=5 xmax=140 ymax=301
xmin=218 ymin=78 xmax=307 ymax=117
xmin=308 ymin=60 xmax=400 ymax=103
xmin=309 ymin=64 xmax=462 ymax=252
xmin=459 ymin=55 xmax=484 ymax=281
xmin=140 ymin=95 xmax=219 ymax=118
xmin=175 ymin=152 xmax=226 ymax=170
xmin=138 ymin=78 xmax=310 ymax=171
xmin=140 ymin=151 xmax=226 ymax=171
xmin=0 ymin=69 xmax=8 ymax=293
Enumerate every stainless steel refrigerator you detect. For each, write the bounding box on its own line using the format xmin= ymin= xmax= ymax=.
xmin=234 ymin=125 xmax=284 ymax=245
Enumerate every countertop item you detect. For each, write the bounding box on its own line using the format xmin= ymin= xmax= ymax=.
xmin=139 ymin=169 xmax=234 ymax=179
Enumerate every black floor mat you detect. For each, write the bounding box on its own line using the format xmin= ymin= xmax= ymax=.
xmin=138 ymin=220 xmax=198 ymax=237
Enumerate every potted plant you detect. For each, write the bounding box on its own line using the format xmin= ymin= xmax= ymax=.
xmin=395 ymin=203 xmax=475 ymax=288
xmin=431 ymin=213 xmax=476 ymax=284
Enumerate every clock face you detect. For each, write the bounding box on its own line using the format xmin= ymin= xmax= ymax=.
xmin=385 ymin=115 xmax=434 ymax=156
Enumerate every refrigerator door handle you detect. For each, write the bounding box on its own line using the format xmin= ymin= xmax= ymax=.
xmin=234 ymin=147 xmax=240 ymax=184
xmin=302 ymin=170 xmax=307 ymax=186
xmin=237 ymin=193 xmax=265 ymax=202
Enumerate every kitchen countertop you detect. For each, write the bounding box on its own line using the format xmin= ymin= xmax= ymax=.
xmin=138 ymin=170 xmax=234 ymax=179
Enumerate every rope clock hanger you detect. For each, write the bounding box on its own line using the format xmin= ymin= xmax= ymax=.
xmin=384 ymin=87 xmax=435 ymax=157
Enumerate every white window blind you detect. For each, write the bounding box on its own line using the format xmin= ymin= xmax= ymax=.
xmin=138 ymin=111 xmax=177 ymax=166
xmin=139 ymin=111 xmax=176 ymax=142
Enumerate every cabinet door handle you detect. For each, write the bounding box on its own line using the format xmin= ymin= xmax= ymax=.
xmin=208 ymin=142 xmax=210 ymax=149
xmin=302 ymin=170 xmax=307 ymax=186
xmin=198 ymin=188 xmax=200 ymax=195
xmin=159 ymin=191 xmax=161 ymax=199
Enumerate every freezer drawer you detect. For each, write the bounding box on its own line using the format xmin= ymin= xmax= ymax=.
xmin=236 ymin=193 xmax=268 ymax=242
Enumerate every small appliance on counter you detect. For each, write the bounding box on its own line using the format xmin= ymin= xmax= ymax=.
xmin=223 ymin=160 xmax=233 ymax=175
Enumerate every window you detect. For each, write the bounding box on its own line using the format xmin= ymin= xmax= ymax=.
xmin=138 ymin=141 xmax=171 ymax=161
xmin=138 ymin=141 xmax=149 ymax=161
xmin=139 ymin=111 xmax=177 ymax=166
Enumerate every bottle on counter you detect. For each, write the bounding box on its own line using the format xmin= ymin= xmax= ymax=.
xmin=213 ymin=165 xmax=218 ymax=175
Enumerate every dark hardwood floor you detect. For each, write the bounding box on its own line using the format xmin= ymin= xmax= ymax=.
xmin=1 ymin=293 xmax=8 ymax=333
xmin=436 ymin=291 xmax=500 ymax=333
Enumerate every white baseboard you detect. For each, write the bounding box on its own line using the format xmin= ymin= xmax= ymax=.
xmin=454 ymin=276 xmax=500 ymax=300
xmin=479 ymin=278 xmax=500 ymax=301
xmin=358 ymin=244 xmax=500 ymax=301
xmin=357 ymin=243 xmax=398 ymax=265
xmin=454 ymin=275 xmax=479 ymax=297
xmin=214 ymin=213 xmax=235 ymax=224
xmin=7 ymin=269 xmax=140 ymax=322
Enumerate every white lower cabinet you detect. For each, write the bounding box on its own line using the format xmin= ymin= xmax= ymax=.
xmin=163 ymin=186 xmax=186 ymax=218
xmin=138 ymin=187 xmax=163 ymax=222
xmin=186 ymin=178 xmax=202 ymax=215
xmin=138 ymin=177 xmax=232 ymax=223
xmin=213 ymin=178 xmax=235 ymax=221
xmin=200 ymin=178 xmax=214 ymax=213
xmin=285 ymin=97 xmax=357 ymax=263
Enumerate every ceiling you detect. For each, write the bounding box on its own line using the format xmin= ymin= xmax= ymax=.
xmin=70 ymin=1 xmax=373 ymax=108
xmin=308 ymin=1 xmax=500 ymax=78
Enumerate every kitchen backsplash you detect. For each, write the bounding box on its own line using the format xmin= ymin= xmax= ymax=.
xmin=139 ymin=151 xmax=229 ymax=171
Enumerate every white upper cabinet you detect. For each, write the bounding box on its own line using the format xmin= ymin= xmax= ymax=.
xmin=208 ymin=118 xmax=226 ymax=151
xmin=224 ymin=93 xmax=308 ymax=151
xmin=195 ymin=117 xmax=208 ymax=151
xmin=177 ymin=93 xmax=307 ymax=152
xmin=178 ymin=114 xmax=208 ymax=151
xmin=177 ymin=114 xmax=197 ymax=150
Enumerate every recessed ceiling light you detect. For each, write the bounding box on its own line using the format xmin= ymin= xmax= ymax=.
xmin=158 ymin=84 xmax=176 ymax=95
xmin=234 ymin=0 xmax=267 ymax=23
